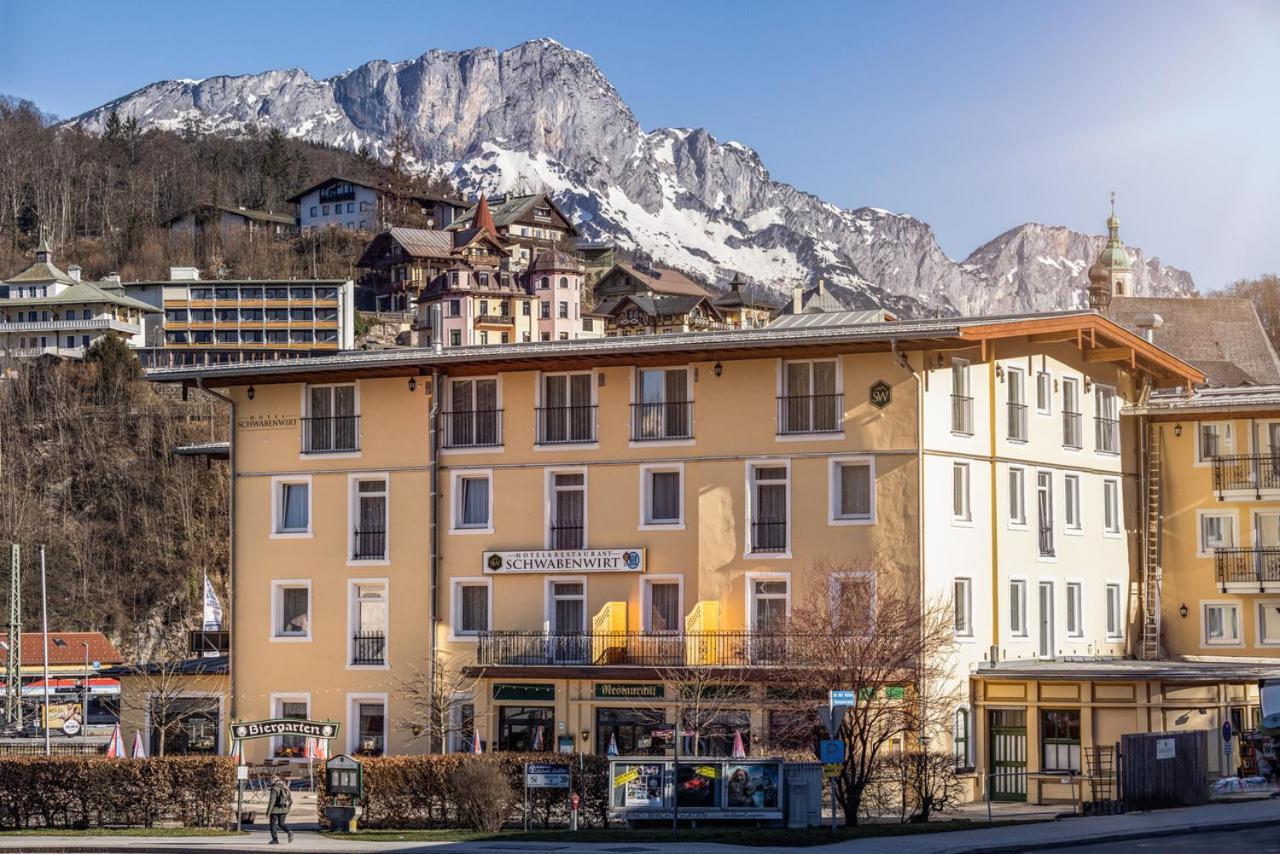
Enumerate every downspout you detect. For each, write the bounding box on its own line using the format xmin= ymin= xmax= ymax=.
xmin=427 ymin=367 xmax=442 ymax=752
xmin=197 ymin=377 xmax=236 ymax=722
xmin=987 ymin=351 xmax=1000 ymax=662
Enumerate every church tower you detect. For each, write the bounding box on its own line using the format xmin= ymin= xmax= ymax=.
xmin=1086 ymin=193 xmax=1134 ymax=310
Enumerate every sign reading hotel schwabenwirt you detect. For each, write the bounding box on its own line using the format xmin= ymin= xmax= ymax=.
xmin=484 ymin=549 xmax=645 ymax=574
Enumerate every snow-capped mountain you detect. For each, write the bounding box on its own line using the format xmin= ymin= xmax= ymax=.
xmin=68 ymin=39 xmax=1195 ymax=316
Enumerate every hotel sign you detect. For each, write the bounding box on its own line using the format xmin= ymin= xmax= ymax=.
xmin=236 ymin=414 xmax=298 ymax=432
xmin=484 ymin=549 xmax=645 ymax=574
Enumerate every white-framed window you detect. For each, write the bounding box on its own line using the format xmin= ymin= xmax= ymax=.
xmin=1008 ymin=466 xmax=1026 ymax=526
xmin=270 ymin=693 xmax=311 ymax=758
xmin=1064 ymin=474 xmax=1082 ymax=532
xmin=1095 ymin=384 xmax=1120 ymax=454
xmin=1006 ymin=366 xmax=1027 ymax=441
xmin=747 ymin=572 xmax=791 ymax=632
xmin=271 ymin=476 xmax=312 ymax=537
xmin=547 ymin=468 xmax=587 ymax=549
xmin=633 ymin=367 xmax=693 ymax=441
xmin=641 ymin=576 xmax=684 ymax=633
xmin=1196 ymin=422 xmax=1232 ymax=464
xmin=347 ymin=693 xmax=388 ymax=757
xmin=1103 ymin=478 xmax=1122 ymax=536
xmin=445 ymin=377 xmax=501 ymax=449
xmin=1256 ymin=602 xmax=1280 ymax=645
xmin=546 ymin=577 xmax=587 ymax=637
xmin=1197 ymin=511 xmax=1237 ymax=556
xmin=950 ymin=358 xmax=973 ymax=435
xmin=953 ymin=462 xmax=971 ymax=523
xmin=447 ymin=695 xmax=477 ymax=753
xmin=1010 ymin=579 xmax=1028 ymax=637
xmin=1065 ymin=582 xmax=1083 ymax=638
xmin=350 ymin=475 xmax=388 ymax=562
xmin=830 ymin=571 xmax=876 ymax=634
xmin=1062 ymin=376 xmax=1082 ymax=449
xmin=747 ymin=460 xmax=790 ymax=555
xmin=349 ymin=580 xmax=387 ymax=667
xmin=830 ymin=456 xmax=875 ymax=524
xmin=271 ymin=580 xmax=311 ymax=640
xmin=954 ymin=707 xmax=971 ymax=769
xmin=953 ymin=577 xmax=973 ymax=637
xmin=1036 ymin=370 xmax=1052 ymax=415
xmin=1106 ymin=583 xmax=1124 ymax=639
xmin=538 ymin=371 xmax=596 ymax=445
xmin=1203 ymin=601 xmax=1242 ymax=646
xmin=452 ymin=470 xmax=493 ymax=533
xmin=779 ymin=359 xmax=841 ymax=434
xmin=639 ymin=463 xmax=684 ymax=528
xmin=303 ymin=382 xmax=358 ymax=454
xmin=1038 ymin=581 xmax=1055 ymax=658
xmin=450 ymin=578 xmax=492 ymax=639
xmin=1037 ymin=471 xmax=1055 ymax=557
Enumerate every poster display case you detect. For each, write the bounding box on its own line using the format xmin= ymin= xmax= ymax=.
xmin=607 ymin=758 xmax=786 ymax=821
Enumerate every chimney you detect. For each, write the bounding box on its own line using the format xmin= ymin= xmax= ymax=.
xmin=1134 ymin=312 xmax=1164 ymax=344
xmin=104 ymin=272 xmax=121 ymax=284
xmin=430 ymin=303 xmax=444 ymax=355
xmin=818 ymin=276 xmax=826 ymax=296
xmin=67 ymin=265 xmax=81 ymax=282
xmin=169 ymin=266 xmax=201 ymax=281
xmin=792 ymin=283 xmax=803 ymax=314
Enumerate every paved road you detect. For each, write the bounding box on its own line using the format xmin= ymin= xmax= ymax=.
xmin=1041 ymin=826 xmax=1280 ymax=853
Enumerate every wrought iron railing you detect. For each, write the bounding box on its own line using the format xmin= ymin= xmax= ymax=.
xmin=351 ymin=632 xmax=386 ymax=666
xmin=952 ymin=394 xmax=974 ymax=435
xmin=777 ymin=394 xmax=842 ymax=435
xmin=750 ymin=520 xmax=788 ymax=553
xmin=536 ymin=405 xmax=597 ymax=444
xmin=1063 ymin=410 xmax=1083 ymax=449
xmin=1213 ymin=454 xmax=1280 ymax=494
xmin=442 ymin=409 xmax=503 ymax=448
xmin=631 ymin=400 xmax=693 ymax=441
xmin=1007 ymin=402 xmax=1028 ymax=442
xmin=1215 ymin=547 xmax=1280 ymax=587
xmin=1095 ymin=417 xmax=1120 ymax=454
xmin=352 ymin=528 xmax=386 ymax=561
xmin=549 ymin=523 xmax=584 ymax=550
xmin=474 ymin=631 xmax=793 ymax=668
xmin=301 ymin=415 xmax=360 ymax=453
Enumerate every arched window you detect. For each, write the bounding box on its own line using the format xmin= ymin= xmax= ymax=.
xmin=540 ymin=277 xmax=550 ymax=290
xmin=954 ymin=707 xmax=970 ymax=769
xmin=559 ymin=276 xmax=569 ymax=289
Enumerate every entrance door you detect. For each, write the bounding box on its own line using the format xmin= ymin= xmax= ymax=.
xmin=988 ymin=709 xmax=1027 ymax=802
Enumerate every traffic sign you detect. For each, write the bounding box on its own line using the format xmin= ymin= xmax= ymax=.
xmin=818 ymin=739 xmax=845 ymax=765
xmin=1222 ymin=720 xmax=1233 ymax=742
xmin=829 ymin=690 xmax=855 ymax=706
xmin=817 ymin=704 xmax=850 ymax=735
xmin=822 ymin=763 xmax=842 ymax=779
xmin=525 ymin=762 xmax=571 ymax=788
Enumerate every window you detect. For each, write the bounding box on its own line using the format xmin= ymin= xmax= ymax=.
xmin=321 ymin=204 xmax=330 ymax=215
xmin=352 ymin=478 xmax=387 ymax=561
xmin=1041 ymin=710 xmax=1080 ymax=773
xmin=448 ymin=699 xmax=476 ymax=753
xmin=453 ymin=471 xmax=492 ymax=531
xmin=499 ymin=706 xmax=555 ymax=752
xmin=446 ymin=377 xmax=500 ymax=448
xmin=781 ymin=360 xmax=840 ymax=434
xmin=748 ymin=462 xmax=790 ymax=554
xmin=953 ymin=578 xmax=973 ymax=637
xmin=1204 ymin=602 xmax=1241 ymax=645
xmin=1008 ymin=467 xmax=1026 ymax=526
xmin=1037 ymin=471 xmax=1054 ymax=557
xmin=272 ymin=582 xmax=310 ymax=639
xmin=452 ymin=579 xmax=491 ymax=637
xmin=273 ymin=696 xmax=309 ymax=757
xmin=1036 ymin=371 xmax=1052 ymax=415
xmin=830 ymin=572 xmax=875 ymax=634
xmin=1006 ymin=366 xmax=1027 ymax=441
xmin=1064 ymin=474 xmax=1082 ymax=531
xmin=449 ymin=299 xmax=461 ymax=317
xmin=1197 ymin=422 xmax=1231 ymax=463
xmin=539 ymin=276 xmax=549 ymax=290
xmin=351 ymin=582 xmax=387 ymax=665
xmin=749 ymin=576 xmax=790 ymax=664
xmin=351 ymin=697 xmax=386 ymax=757
xmin=310 ymin=206 xmax=318 ymax=217
xmin=522 ymin=301 xmax=531 ymax=316
xmin=951 ymin=358 xmax=973 ymax=434
xmin=1103 ymin=479 xmax=1122 ymax=535
xmin=558 ymin=301 xmax=569 ymax=319
xmin=547 ymin=580 xmax=587 ymax=662
xmin=274 ymin=479 xmax=310 ymax=535
xmin=1039 ymin=581 xmax=1055 ymax=657
xmin=549 ymin=470 xmax=586 ymax=549
xmin=633 ymin=367 xmax=691 ymax=441
xmin=1066 ymin=582 xmax=1083 ymax=637
xmin=1010 ymin=579 xmax=1027 ymax=637
xmin=304 ymin=384 xmax=358 ymax=454
xmin=1257 ymin=603 xmax=1280 ymax=645
xmin=952 ymin=462 xmax=971 ymax=522
xmin=1062 ymin=378 xmax=1082 ymax=449
xmin=641 ymin=465 xmax=683 ymax=527
xmin=1106 ymin=584 xmax=1123 ymax=638
xmin=539 ymin=373 xmax=595 ymax=444
xmin=954 ymin=708 xmax=971 ymax=769
xmin=831 ymin=458 xmax=874 ymax=523
xmin=643 ymin=578 xmax=682 ymax=633
xmin=450 ymin=330 xmax=462 ymax=347
xmin=1095 ymin=385 xmax=1119 ymax=453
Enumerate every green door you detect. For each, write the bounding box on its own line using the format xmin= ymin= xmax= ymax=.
xmin=989 ymin=709 xmax=1027 ymax=802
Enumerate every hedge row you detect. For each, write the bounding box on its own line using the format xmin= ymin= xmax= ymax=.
xmin=317 ymin=753 xmax=612 ymax=830
xmin=0 ymin=756 xmax=235 ymax=829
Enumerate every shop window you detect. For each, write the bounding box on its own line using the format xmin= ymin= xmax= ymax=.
xmin=1041 ymin=709 xmax=1080 ymax=772
xmin=498 ymin=706 xmax=554 ymax=751
xmin=681 ymin=709 xmax=750 ymax=757
xmin=595 ymin=708 xmax=668 ymax=755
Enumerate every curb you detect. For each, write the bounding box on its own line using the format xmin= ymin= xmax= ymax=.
xmin=931 ymin=814 xmax=1280 ymax=854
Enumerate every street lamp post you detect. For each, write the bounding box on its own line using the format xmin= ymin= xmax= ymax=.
xmin=81 ymin=642 xmax=90 ymax=744
xmin=39 ymin=546 xmax=49 ymax=757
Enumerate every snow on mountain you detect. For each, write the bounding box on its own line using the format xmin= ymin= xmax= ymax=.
xmin=68 ymin=39 xmax=1195 ymax=316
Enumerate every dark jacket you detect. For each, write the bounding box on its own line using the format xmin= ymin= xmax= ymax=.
xmin=267 ymin=782 xmax=291 ymax=815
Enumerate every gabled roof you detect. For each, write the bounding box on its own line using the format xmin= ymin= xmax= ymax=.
xmin=286 ymin=175 xmax=376 ymax=204
xmin=3 ymin=280 xmax=160 ymax=312
xmin=601 ymin=263 xmax=712 ymax=298
xmin=165 ymin=204 xmax=295 ymax=227
xmin=5 ymin=260 xmax=78 ymax=287
xmin=448 ymin=194 xmax=576 ymax=235
xmin=597 ymin=293 xmax=718 ymax=319
xmin=1105 ymin=296 xmax=1280 ymax=387
xmin=711 ymin=276 xmax=777 ymax=311
xmin=0 ymin=632 xmax=123 ymax=667
xmin=781 ymin=281 xmax=851 ymax=314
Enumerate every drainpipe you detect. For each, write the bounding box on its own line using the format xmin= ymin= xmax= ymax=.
xmin=987 ymin=351 xmax=1000 ymax=662
xmin=197 ymin=377 xmax=236 ymax=723
xmin=427 ymin=367 xmax=442 ymax=752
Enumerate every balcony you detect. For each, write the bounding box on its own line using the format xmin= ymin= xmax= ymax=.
xmin=474 ymin=313 xmax=514 ymax=326
xmin=1095 ymin=417 xmax=1120 ymax=454
xmin=1007 ymin=402 xmax=1028 ymax=442
xmin=1213 ymin=454 xmax=1280 ymax=497
xmin=0 ymin=318 xmax=140 ymax=335
xmin=548 ymin=524 xmax=584 ymax=550
xmin=352 ymin=528 xmax=386 ymax=561
xmin=1215 ymin=547 xmax=1280 ymax=590
xmin=442 ymin=409 xmax=503 ymax=449
xmin=536 ymin=405 xmax=597 ymax=445
xmin=631 ymin=400 xmax=692 ymax=441
xmin=749 ymin=520 xmax=788 ymax=554
xmin=951 ymin=394 xmax=973 ymax=435
xmin=1063 ymin=410 xmax=1083 ymax=449
xmin=351 ymin=632 xmax=386 ymax=666
xmin=301 ymin=415 xmax=360 ymax=454
xmin=777 ymin=394 xmax=842 ymax=435
xmin=475 ymin=630 xmax=792 ymax=668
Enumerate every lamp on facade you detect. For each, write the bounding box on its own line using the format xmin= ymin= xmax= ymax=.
xmin=408 ymin=377 xmax=417 ymax=392
xmin=246 ymin=386 xmax=255 ymax=401
xmin=714 ymin=362 xmax=723 ymax=377
xmin=995 ymin=364 xmax=1004 ymax=382
xmin=1174 ymin=424 xmax=1182 ymax=438
xmin=580 ymin=730 xmax=590 ymax=742
xmin=1179 ymin=603 xmax=1188 ymax=618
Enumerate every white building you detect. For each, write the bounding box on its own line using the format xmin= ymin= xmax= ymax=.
xmin=288 ymin=177 xmax=468 ymax=234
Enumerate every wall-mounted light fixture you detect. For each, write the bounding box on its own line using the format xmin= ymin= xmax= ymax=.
xmin=1083 ymin=377 xmax=1093 ymax=393
xmin=714 ymin=362 xmax=723 ymax=377
xmin=1179 ymin=603 xmax=1189 ymax=618
xmin=408 ymin=377 xmax=417 ymax=392
xmin=995 ymin=364 xmax=1005 ymax=382
xmin=1174 ymin=424 xmax=1182 ymax=438
xmin=246 ymin=386 xmax=255 ymax=401
xmin=580 ymin=730 xmax=590 ymax=742
xmin=1053 ymin=378 xmax=1059 ymax=392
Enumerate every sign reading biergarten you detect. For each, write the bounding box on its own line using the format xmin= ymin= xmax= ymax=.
xmin=230 ymin=718 xmax=339 ymax=741
xmin=484 ymin=548 xmax=645 ymax=574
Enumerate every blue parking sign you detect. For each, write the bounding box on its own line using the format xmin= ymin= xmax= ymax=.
xmin=819 ymin=739 xmax=846 ymax=764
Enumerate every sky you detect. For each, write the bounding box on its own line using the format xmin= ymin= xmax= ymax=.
xmin=2 ymin=0 xmax=1278 ymax=290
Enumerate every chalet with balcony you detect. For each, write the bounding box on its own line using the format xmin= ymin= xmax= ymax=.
xmin=288 ymin=176 xmax=469 ymax=233
xmin=447 ymin=193 xmax=577 ymax=272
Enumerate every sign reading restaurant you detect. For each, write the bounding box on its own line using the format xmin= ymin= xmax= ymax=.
xmin=484 ymin=549 xmax=646 ymax=574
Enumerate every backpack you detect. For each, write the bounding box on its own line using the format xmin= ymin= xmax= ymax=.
xmin=276 ymin=785 xmax=293 ymax=811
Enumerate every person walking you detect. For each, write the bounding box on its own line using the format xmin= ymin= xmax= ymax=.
xmin=266 ymin=776 xmax=294 ymax=844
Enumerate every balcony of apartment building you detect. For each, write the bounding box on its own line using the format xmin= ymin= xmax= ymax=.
xmin=536 ymin=404 xmax=598 ymax=445
xmin=1213 ymin=454 xmax=1280 ymax=500
xmin=630 ymin=399 xmax=692 ymax=442
xmin=300 ymin=414 xmax=360 ymax=454
xmin=1215 ymin=546 xmax=1280 ymax=592
xmin=0 ymin=317 xmax=141 ymax=336
xmin=776 ymin=392 xmax=843 ymax=436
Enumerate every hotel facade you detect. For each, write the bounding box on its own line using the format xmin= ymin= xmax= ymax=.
xmin=151 ymin=311 xmax=1207 ymax=799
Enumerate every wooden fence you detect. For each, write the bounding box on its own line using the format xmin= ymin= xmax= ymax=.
xmin=1120 ymin=730 xmax=1208 ymax=810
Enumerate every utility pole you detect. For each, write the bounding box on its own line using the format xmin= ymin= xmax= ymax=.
xmin=40 ymin=545 xmax=49 ymax=756
xmin=4 ymin=544 xmax=20 ymax=728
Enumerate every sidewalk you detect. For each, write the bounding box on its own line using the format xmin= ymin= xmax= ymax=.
xmin=0 ymin=797 xmax=1275 ymax=853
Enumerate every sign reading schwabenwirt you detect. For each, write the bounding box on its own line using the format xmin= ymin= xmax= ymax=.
xmin=230 ymin=718 xmax=339 ymax=741
xmin=484 ymin=549 xmax=645 ymax=574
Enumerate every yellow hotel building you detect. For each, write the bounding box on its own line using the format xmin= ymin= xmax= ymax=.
xmin=151 ymin=310 xmax=1208 ymax=800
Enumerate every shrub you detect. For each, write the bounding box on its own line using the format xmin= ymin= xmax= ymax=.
xmin=446 ymin=760 xmax=514 ymax=832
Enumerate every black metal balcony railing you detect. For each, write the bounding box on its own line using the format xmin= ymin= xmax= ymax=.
xmin=631 ymin=400 xmax=692 ymax=441
xmin=188 ymin=630 xmax=230 ymax=655
xmin=750 ymin=520 xmax=788 ymax=553
xmin=1095 ymin=417 xmax=1120 ymax=454
xmin=1007 ymin=402 xmax=1028 ymax=442
xmin=475 ymin=631 xmax=793 ymax=668
xmin=474 ymin=313 xmax=514 ymax=325
xmin=352 ymin=528 xmax=386 ymax=561
xmin=442 ymin=409 xmax=503 ymax=449
xmin=1213 ymin=454 xmax=1280 ymax=494
xmin=351 ymin=632 xmax=386 ymax=666
xmin=537 ymin=405 xmax=597 ymax=445
xmin=952 ymin=394 xmax=974 ymax=435
xmin=549 ymin=523 xmax=584 ymax=550
xmin=301 ymin=415 xmax=360 ymax=454
xmin=777 ymin=394 xmax=842 ymax=435
xmin=1063 ymin=410 xmax=1083 ymax=449
xmin=1215 ymin=547 xmax=1280 ymax=588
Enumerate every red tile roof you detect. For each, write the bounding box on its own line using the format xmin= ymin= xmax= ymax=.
xmin=0 ymin=632 xmax=123 ymax=667
xmin=473 ymin=195 xmax=498 ymax=238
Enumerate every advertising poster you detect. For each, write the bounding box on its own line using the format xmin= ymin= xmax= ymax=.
xmin=612 ymin=763 xmax=665 ymax=807
xmin=726 ymin=763 xmax=780 ymax=809
xmin=676 ymin=763 xmax=719 ymax=808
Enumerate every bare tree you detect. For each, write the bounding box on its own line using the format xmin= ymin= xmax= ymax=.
xmin=395 ymin=652 xmax=479 ymax=754
xmin=653 ymin=662 xmax=751 ymax=758
xmin=123 ymin=634 xmax=220 ymax=757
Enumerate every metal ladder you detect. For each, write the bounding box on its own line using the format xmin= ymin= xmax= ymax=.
xmin=1140 ymin=422 xmax=1163 ymax=660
